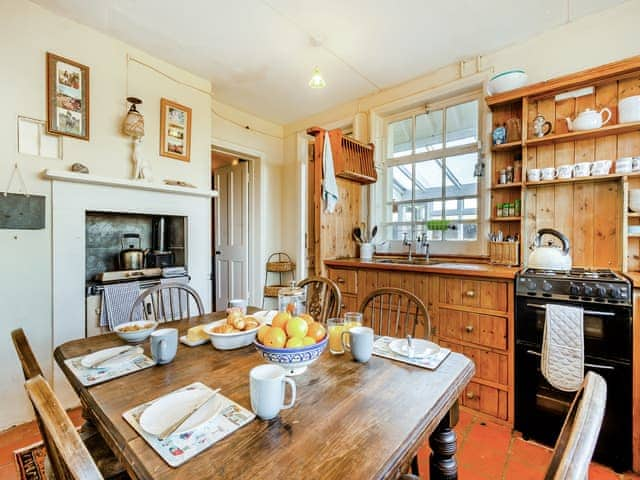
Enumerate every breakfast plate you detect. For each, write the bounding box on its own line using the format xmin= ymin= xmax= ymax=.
xmin=139 ymin=388 xmax=224 ymax=437
xmin=388 ymin=338 xmax=440 ymax=358
xmin=80 ymin=346 xmax=144 ymax=369
xmin=251 ymin=310 xmax=278 ymax=325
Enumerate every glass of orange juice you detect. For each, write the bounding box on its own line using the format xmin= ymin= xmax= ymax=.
xmin=327 ymin=318 xmax=345 ymax=354
xmin=344 ymin=312 xmax=363 ymax=329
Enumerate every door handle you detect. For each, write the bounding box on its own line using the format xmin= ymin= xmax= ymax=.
xmin=525 ymin=303 xmax=615 ymax=317
xmin=526 ymin=349 xmax=614 ymax=370
xmin=215 ymin=250 xmax=221 ymax=255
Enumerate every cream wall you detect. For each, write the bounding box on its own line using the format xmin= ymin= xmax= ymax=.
xmin=0 ymin=0 xmax=212 ymax=430
xmin=281 ymin=0 xmax=640 ymax=258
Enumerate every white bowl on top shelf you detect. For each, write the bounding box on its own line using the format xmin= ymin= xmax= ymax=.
xmin=629 ymin=189 xmax=640 ymax=213
xmin=488 ymin=70 xmax=528 ymax=95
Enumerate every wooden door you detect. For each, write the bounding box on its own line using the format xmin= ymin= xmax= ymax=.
xmin=214 ymin=162 xmax=249 ymax=310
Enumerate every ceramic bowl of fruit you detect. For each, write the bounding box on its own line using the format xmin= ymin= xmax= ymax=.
xmin=203 ymin=309 xmax=263 ymax=350
xmin=253 ymin=311 xmax=328 ymax=375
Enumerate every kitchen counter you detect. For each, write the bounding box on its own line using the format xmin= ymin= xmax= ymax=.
xmin=624 ymin=271 xmax=640 ymax=288
xmin=324 ymin=258 xmax=519 ymax=279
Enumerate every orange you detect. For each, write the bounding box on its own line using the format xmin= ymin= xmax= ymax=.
xmin=307 ymin=322 xmax=326 ymax=343
xmin=286 ymin=302 xmax=296 ymax=314
xmin=286 ymin=317 xmax=309 ymax=338
xmin=286 ymin=337 xmax=304 ymax=348
xmin=263 ymin=327 xmax=287 ymax=348
xmin=271 ymin=311 xmax=291 ymax=331
xmin=302 ymin=336 xmax=316 ymax=346
xmin=257 ymin=325 xmax=271 ymax=344
xmin=299 ymin=313 xmax=315 ymax=326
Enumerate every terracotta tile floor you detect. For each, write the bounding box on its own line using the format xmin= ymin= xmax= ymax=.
xmin=0 ymin=408 xmax=637 ymax=479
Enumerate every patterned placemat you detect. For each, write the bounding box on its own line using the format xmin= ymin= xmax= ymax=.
xmin=373 ymin=337 xmax=451 ymax=370
xmin=123 ymin=382 xmax=255 ymax=468
xmin=64 ymin=349 xmax=155 ymax=386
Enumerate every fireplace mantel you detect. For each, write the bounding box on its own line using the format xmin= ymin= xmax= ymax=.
xmin=44 ymin=169 xmax=218 ymax=198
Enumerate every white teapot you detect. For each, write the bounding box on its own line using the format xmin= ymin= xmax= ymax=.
xmin=564 ymin=108 xmax=612 ymax=131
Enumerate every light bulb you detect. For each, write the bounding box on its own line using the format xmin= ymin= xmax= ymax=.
xmin=308 ymin=67 xmax=326 ymax=89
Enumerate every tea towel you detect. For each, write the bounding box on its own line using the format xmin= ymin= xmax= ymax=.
xmin=322 ymin=131 xmax=339 ymax=213
xmin=100 ymin=282 xmax=143 ymax=330
xmin=541 ymin=304 xmax=584 ymax=392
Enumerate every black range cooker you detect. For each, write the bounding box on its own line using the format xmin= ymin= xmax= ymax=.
xmin=514 ymin=268 xmax=632 ymax=472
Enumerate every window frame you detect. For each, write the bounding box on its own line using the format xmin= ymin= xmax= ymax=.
xmin=382 ymin=90 xmax=485 ymax=255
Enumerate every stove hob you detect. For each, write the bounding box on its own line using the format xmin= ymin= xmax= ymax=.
xmin=521 ymin=267 xmax=621 ymax=281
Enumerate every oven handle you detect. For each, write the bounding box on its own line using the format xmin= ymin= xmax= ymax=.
xmin=525 ymin=349 xmax=615 ymax=370
xmin=525 ymin=303 xmax=615 ymax=317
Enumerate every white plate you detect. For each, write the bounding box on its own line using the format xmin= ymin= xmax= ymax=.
xmin=81 ymin=346 xmax=144 ymax=369
xmin=251 ymin=310 xmax=278 ymax=325
xmin=179 ymin=335 xmax=209 ymax=347
xmin=139 ymin=389 xmax=223 ymax=437
xmin=388 ymin=339 xmax=440 ymax=358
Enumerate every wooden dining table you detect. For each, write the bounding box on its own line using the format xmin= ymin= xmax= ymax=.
xmin=54 ymin=310 xmax=475 ymax=480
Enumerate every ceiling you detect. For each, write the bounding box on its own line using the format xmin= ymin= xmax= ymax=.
xmin=33 ymin=0 xmax=626 ymax=124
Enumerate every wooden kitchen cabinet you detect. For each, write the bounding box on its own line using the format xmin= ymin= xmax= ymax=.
xmin=325 ymin=262 xmax=515 ymax=424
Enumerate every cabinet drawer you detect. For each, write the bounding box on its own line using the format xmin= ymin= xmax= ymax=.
xmin=462 ymin=382 xmax=508 ymax=420
xmin=439 ymin=277 xmax=508 ymax=312
xmin=340 ymin=294 xmax=358 ymax=314
xmin=439 ymin=308 xmax=508 ymax=350
xmin=328 ymin=268 xmax=357 ymax=295
xmin=462 ymin=345 xmax=508 ymax=385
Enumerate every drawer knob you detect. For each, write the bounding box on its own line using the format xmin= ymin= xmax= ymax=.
xmin=465 ymin=325 xmax=474 ymax=333
xmin=465 ymin=290 xmax=476 ymax=298
xmin=466 ymin=392 xmax=476 ymax=400
xmin=336 ymin=277 xmax=345 ymax=284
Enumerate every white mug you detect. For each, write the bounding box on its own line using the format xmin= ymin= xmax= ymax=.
xmin=360 ymin=243 xmax=374 ymax=260
xmin=556 ymin=164 xmax=573 ymax=179
xmin=150 ymin=328 xmax=178 ymax=365
xmin=228 ymin=298 xmax=248 ymax=314
xmin=591 ymin=160 xmax=612 ymax=176
xmin=250 ymin=364 xmax=296 ymax=420
xmin=341 ymin=326 xmax=374 ymax=362
xmin=541 ymin=167 xmax=557 ymax=181
xmin=527 ymin=169 xmax=541 ymax=182
xmin=573 ymin=162 xmax=592 ymax=178
xmin=616 ymin=157 xmax=633 ymax=173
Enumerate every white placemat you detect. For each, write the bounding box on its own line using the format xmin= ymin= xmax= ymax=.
xmin=123 ymin=382 xmax=255 ymax=468
xmin=373 ymin=336 xmax=451 ymax=370
xmin=64 ymin=349 xmax=155 ymax=386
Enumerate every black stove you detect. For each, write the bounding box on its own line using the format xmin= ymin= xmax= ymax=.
xmin=516 ymin=267 xmax=631 ymax=305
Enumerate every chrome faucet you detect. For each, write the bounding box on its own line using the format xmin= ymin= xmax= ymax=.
xmin=402 ymin=233 xmax=413 ymax=261
xmin=419 ymin=234 xmax=430 ymax=262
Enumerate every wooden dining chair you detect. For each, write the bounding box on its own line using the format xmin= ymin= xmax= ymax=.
xmin=25 ymin=375 xmax=104 ymax=480
xmin=358 ymin=287 xmax=431 ymax=339
xmin=544 ymin=371 xmax=607 ymax=480
xmin=297 ymin=276 xmax=342 ymax=323
xmin=11 ymin=329 xmax=128 ymax=480
xmin=128 ymin=282 xmax=204 ymax=323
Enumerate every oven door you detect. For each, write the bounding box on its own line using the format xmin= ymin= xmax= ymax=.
xmin=515 ymin=297 xmax=632 ymax=362
xmin=515 ymin=343 xmax=631 ymax=471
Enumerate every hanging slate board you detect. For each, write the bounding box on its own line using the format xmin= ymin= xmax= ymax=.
xmin=0 ymin=194 xmax=45 ymax=229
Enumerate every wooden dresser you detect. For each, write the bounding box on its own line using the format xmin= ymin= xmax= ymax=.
xmin=326 ymin=259 xmax=517 ymax=425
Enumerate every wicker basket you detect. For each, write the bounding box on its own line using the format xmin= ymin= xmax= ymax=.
xmin=264 ymin=285 xmax=288 ymax=297
xmin=266 ymin=261 xmax=295 ymax=272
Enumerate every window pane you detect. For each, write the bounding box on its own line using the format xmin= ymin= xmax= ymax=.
xmin=446 ymin=100 xmax=478 ymax=147
xmin=415 ymin=110 xmax=443 ymax=153
xmin=414 ymin=160 xmax=443 ymax=201
xmin=387 ymin=165 xmax=413 ymax=202
xmin=388 ymin=118 xmax=412 ymax=158
xmin=444 ymin=152 xmax=478 ymax=198
xmin=385 ymin=223 xmax=411 ymax=241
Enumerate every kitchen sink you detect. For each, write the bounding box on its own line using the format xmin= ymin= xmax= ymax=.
xmin=373 ymin=258 xmax=439 ymax=266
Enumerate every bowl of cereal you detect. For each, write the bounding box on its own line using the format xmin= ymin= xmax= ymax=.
xmin=114 ymin=320 xmax=158 ymax=343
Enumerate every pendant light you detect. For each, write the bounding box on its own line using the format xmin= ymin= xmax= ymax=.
xmin=308 ymin=67 xmax=326 ymax=89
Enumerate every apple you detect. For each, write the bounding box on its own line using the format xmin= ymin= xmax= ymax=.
xmin=302 ymin=336 xmax=316 ymax=346
xmin=286 ymin=337 xmax=304 ymax=348
xmin=286 ymin=316 xmax=309 ymax=338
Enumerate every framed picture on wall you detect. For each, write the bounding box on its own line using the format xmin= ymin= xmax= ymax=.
xmin=160 ymin=98 xmax=191 ymax=162
xmin=46 ymin=52 xmax=90 ymax=140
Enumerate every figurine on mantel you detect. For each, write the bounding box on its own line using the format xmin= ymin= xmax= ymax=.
xmin=122 ymin=97 xmax=152 ymax=181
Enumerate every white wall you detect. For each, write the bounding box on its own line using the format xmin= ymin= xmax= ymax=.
xmin=0 ymin=0 xmax=212 ymax=430
xmin=281 ymin=0 xmax=640 ymax=258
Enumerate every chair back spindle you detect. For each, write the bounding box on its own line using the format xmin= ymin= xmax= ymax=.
xmin=129 ymin=283 xmax=204 ymax=323
xmin=357 ymin=288 xmax=430 ymax=339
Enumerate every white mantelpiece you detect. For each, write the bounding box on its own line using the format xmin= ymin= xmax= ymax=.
xmin=43 ymin=169 xmax=218 ymax=198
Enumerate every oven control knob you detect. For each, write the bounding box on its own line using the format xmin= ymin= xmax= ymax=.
xmin=526 ymin=280 xmax=537 ymax=290
xmin=542 ymin=280 xmax=553 ymax=292
xmin=569 ymin=283 xmax=581 ymax=296
xmin=595 ymin=285 xmax=606 ymax=298
xmin=583 ymin=285 xmax=594 ymax=296
xmin=609 ymin=287 xmax=622 ymax=299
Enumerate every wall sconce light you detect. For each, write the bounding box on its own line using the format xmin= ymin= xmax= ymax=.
xmin=122 ymin=97 xmax=151 ymax=181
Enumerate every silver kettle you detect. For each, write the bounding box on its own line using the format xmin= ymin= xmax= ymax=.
xmin=119 ymin=233 xmax=145 ymax=270
xmin=527 ymin=229 xmax=572 ymax=271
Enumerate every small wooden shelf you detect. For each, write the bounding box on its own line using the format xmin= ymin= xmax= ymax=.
xmin=491 ymin=182 xmax=522 ymax=190
xmin=490 ymin=216 xmax=521 ymax=222
xmin=627 ymin=212 xmax=640 ymax=217
xmin=525 ymin=122 xmax=640 ymax=147
xmin=491 ymin=141 xmax=522 ymax=152
xmin=525 ymin=172 xmax=640 ymax=187
xmin=627 ymin=234 xmax=640 ymax=238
